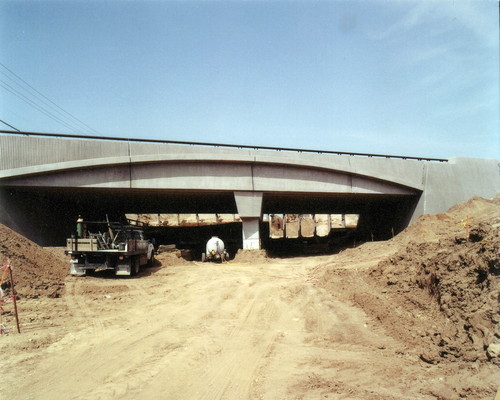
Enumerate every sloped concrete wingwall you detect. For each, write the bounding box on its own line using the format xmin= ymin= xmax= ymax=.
xmin=415 ymin=157 xmax=499 ymax=222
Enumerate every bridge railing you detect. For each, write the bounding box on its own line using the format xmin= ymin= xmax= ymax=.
xmin=0 ymin=130 xmax=448 ymax=162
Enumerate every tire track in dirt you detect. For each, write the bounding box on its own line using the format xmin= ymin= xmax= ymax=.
xmin=128 ymin=262 xmax=294 ymax=399
xmin=63 ymin=278 xmax=109 ymax=334
xmin=186 ymin=287 xmax=281 ymax=399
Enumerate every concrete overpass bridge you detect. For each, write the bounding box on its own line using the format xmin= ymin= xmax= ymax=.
xmin=0 ymin=131 xmax=498 ymax=248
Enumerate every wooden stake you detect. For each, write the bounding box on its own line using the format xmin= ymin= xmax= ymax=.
xmin=7 ymin=263 xmax=21 ymax=334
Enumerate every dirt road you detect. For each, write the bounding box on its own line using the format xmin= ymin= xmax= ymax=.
xmin=2 ymin=249 xmax=498 ymax=400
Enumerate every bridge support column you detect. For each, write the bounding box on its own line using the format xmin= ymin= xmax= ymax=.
xmin=234 ymin=191 xmax=263 ymax=250
xmin=240 ymin=217 xmax=261 ymax=250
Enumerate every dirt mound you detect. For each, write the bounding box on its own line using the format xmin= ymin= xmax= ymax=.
xmin=393 ymin=196 xmax=499 ymax=245
xmin=0 ymin=224 xmax=67 ymax=298
xmin=155 ymin=250 xmax=192 ymax=267
xmin=356 ymin=196 xmax=499 ymax=365
xmin=233 ymin=249 xmax=270 ymax=263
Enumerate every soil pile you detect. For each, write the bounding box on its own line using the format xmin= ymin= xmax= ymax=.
xmin=155 ymin=250 xmax=193 ymax=266
xmin=0 ymin=224 xmax=67 ymax=298
xmin=320 ymin=196 xmax=499 ymax=366
xmin=374 ymin=196 xmax=499 ymax=364
xmin=233 ymin=249 xmax=270 ymax=263
xmin=394 ymin=196 xmax=499 ymax=246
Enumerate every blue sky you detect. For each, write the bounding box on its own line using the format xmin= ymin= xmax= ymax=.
xmin=1 ymin=0 xmax=498 ymax=159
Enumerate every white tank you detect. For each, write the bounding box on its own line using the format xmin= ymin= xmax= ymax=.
xmin=206 ymin=236 xmax=225 ymax=256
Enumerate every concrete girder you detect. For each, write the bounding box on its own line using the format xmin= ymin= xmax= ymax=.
xmin=1 ymin=161 xmax=418 ymax=197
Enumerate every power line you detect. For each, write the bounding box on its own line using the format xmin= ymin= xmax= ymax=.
xmin=0 ymin=119 xmax=20 ymax=131
xmin=0 ymin=80 xmax=83 ymax=134
xmin=0 ymin=73 xmax=83 ymax=134
xmin=0 ymin=62 xmax=100 ymax=134
xmin=0 ymin=62 xmax=101 ymax=135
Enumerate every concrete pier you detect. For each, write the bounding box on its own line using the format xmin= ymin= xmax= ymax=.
xmin=234 ymin=191 xmax=263 ymax=249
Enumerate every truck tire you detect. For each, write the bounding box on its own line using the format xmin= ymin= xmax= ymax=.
xmin=147 ymin=253 xmax=155 ymax=268
xmin=132 ymin=257 xmax=140 ymax=276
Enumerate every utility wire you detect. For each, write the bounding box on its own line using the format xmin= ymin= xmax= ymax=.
xmin=0 ymin=80 xmax=83 ymax=134
xmin=0 ymin=62 xmax=100 ymax=134
xmin=0 ymin=119 xmax=20 ymax=131
xmin=0 ymin=72 xmax=84 ymax=134
xmin=0 ymin=62 xmax=101 ymax=135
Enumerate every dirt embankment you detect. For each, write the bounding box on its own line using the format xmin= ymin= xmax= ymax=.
xmin=0 ymin=224 xmax=67 ymax=299
xmin=319 ymin=196 xmax=499 ymax=368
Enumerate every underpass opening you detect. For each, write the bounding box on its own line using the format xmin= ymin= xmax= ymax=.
xmin=0 ymin=185 xmax=420 ymax=259
xmin=0 ymin=186 xmax=239 ymax=247
xmin=261 ymin=192 xmax=420 ymax=256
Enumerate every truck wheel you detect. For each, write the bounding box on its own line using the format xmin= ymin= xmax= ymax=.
xmin=147 ymin=254 xmax=155 ymax=268
xmin=129 ymin=257 xmax=139 ymax=276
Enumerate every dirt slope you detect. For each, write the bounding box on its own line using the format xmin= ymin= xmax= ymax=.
xmin=317 ymin=196 xmax=499 ymax=398
xmin=0 ymin=196 xmax=499 ymax=400
xmin=376 ymin=196 xmax=499 ymax=364
xmin=0 ymin=224 xmax=67 ymax=298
